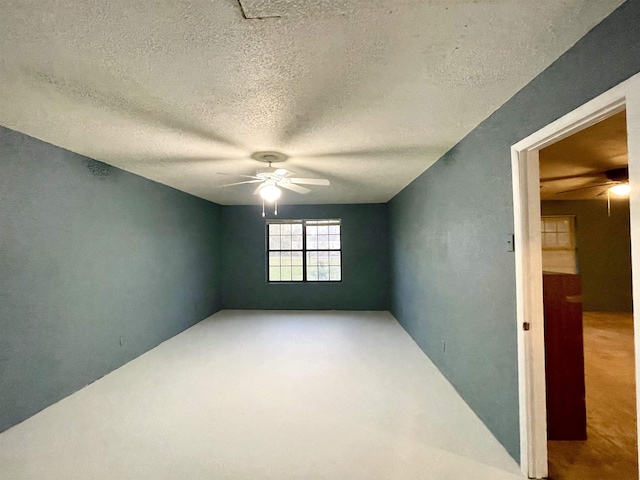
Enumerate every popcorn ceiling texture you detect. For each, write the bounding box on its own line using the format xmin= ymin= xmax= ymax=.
xmin=0 ymin=0 xmax=624 ymax=205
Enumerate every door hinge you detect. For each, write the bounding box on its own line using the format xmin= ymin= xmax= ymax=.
xmin=523 ymin=322 xmax=531 ymax=331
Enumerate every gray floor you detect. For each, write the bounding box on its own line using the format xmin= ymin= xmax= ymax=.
xmin=0 ymin=310 xmax=523 ymax=479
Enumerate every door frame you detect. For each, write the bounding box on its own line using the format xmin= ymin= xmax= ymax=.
xmin=511 ymin=71 xmax=640 ymax=479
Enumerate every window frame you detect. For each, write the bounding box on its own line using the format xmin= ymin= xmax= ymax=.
xmin=540 ymin=215 xmax=578 ymax=274
xmin=266 ymin=219 xmax=342 ymax=283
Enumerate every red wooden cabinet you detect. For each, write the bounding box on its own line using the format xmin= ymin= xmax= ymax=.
xmin=543 ymin=273 xmax=587 ymax=440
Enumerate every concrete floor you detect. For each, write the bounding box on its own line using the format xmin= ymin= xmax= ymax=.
xmin=548 ymin=311 xmax=638 ymax=480
xmin=0 ymin=311 xmax=523 ymax=480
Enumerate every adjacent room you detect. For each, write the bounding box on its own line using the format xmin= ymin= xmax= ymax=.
xmin=539 ymin=111 xmax=637 ymax=479
xmin=2 ymin=1 xmax=640 ymax=479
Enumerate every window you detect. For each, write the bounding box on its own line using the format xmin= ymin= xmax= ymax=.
xmin=541 ymin=215 xmax=578 ymax=274
xmin=267 ymin=219 xmax=341 ymax=282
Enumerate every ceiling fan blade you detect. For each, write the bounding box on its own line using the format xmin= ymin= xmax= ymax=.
xmin=289 ymin=178 xmax=330 ymax=186
xmin=540 ymin=172 xmax=602 ymax=182
xmin=280 ymin=183 xmax=311 ymax=194
xmin=125 ymin=156 xmax=248 ymax=168
xmin=555 ymin=182 xmax=613 ymax=194
xmin=299 ymin=145 xmax=447 ymax=160
xmin=541 ymin=167 xmax=629 ymax=183
xmin=253 ymin=183 xmax=265 ymax=195
xmin=216 ymin=172 xmax=260 ymax=180
xmin=221 ymin=180 xmax=263 ymax=187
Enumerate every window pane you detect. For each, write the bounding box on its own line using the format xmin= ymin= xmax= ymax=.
xmin=543 ymin=232 xmax=557 ymax=247
xmin=269 ymin=235 xmax=281 ymax=250
xmin=557 ymin=233 xmax=570 ymax=247
xmin=292 ymin=234 xmax=303 ymax=249
xmin=330 ymin=251 xmax=341 ymax=265
xmin=292 ymin=252 xmax=303 ymax=266
xmin=269 ymin=267 xmax=281 ymax=281
xmin=281 ymin=267 xmax=292 ymax=281
xmin=329 ymin=225 xmax=340 ymax=234
xmin=318 ymin=225 xmax=329 ymax=235
xmin=329 ymin=235 xmax=340 ymax=249
xmin=307 ymin=228 xmax=318 ymax=249
xmin=292 ymin=224 xmax=303 ymax=235
xmin=292 ymin=266 xmax=303 ymax=281
xmin=557 ymin=219 xmax=570 ymax=232
xmin=318 ymin=265 xmax=330 ymax=281
xmin=317 ymin=234 xmax=328 ymax=249
xmin=317 ymin=251 xmax=329 ymax=266
xmin=281 ymin=251 xmax=291 ymax=266
xmin=269 ymin=224 xmax=281 ymax=235
xmin=281 ymin=223 xmax=291 ymax=235
xmin=307 ymin=251 xmax=317 ymax=266
xmin=307 ymin=266 xmax=318 ymax=281
xmin=281 ymin=235 xmax=292 ymax=250
xmin=269 ymin=252 xmax=281 ymax=266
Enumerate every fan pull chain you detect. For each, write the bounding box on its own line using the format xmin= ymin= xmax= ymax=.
xmin=274 ymin=198 xmax=278 ymax=216
xmin=262 ymin=198 xmax=265 ymax=217
xmin=607 ymin=189 xmax=611 ymax=217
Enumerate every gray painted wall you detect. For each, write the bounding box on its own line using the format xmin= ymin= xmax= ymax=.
xmin=0 ymin=126 xmax=222 ymax=432
xmin=221 ymin=204 xmax=389 ymax=310
xmin=542 ymin=200 xmax=632 ymax=312
xmin=389 ymin=0 xmax=640 ymax=461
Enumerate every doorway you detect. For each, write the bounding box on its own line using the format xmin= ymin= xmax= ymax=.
xmin=538 ymin=112 xmax=636 ymax=479
xmin=511 ymin=72 xmax=640 ymax=479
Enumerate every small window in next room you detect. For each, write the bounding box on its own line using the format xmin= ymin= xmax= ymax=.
xmin=267 ymin=219 xmax=341 ymax=282
xmin=541 ymin=215 xmax=578 ymax=274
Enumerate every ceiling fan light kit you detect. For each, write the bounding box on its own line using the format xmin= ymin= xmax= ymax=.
xmin=260 ymin=184 xmax=282 ymax=202
xmin=609 ymin=183 xmax=630 ymax=196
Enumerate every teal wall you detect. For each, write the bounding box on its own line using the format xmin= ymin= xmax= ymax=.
xmin=0 ymin=126 xmax=223 ymax=432
xmin=221 ymin=204 xmax=389 ymax=310
xmin=542 ymin=200 xmax=632 ymax=312
xmin=389 ymin=0 xmax=640 ymax=461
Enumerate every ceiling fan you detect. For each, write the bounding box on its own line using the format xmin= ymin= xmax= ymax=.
xmin=543 ymin=166 xmax=630 ymax=217
xmin=219 ymin=151 xmax=331 ymax=216
xmin=552 ymin=167 xmax=629 ymax=197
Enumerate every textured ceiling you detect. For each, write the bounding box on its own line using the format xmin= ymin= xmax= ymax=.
xmin=0 ymin=0 xmax=625 ymax=205
xmin=540 ymin=110 xmax=628 ymax=200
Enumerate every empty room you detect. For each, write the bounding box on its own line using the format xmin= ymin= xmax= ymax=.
xmin=2 ymin=1 xmax=640 ymax=479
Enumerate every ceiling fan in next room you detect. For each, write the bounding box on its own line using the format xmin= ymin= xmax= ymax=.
xmin=219 ymin=151 xmax=330 ymax=216
xmin=543 ymin=166 xmax=630 ymax=216
xmin=551 ymin=167 xmax=630 ymax=196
